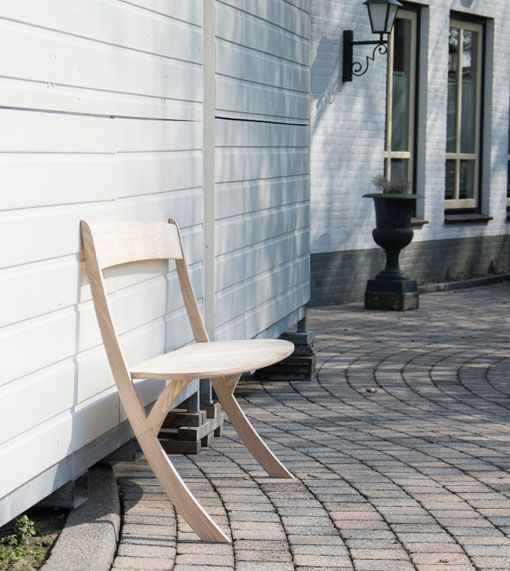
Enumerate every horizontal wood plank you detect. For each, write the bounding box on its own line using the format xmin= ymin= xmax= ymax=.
xmin=215 ymin=280 xmax=310 ymax=341
xmin=0 ymin=224 xmax=202 ymax=329
xmin=0 ymin=0 xmax=202 ymax=64
xmin=215 ymin=119 xmax=309 ymax=148
xmin=215 ymin=255 xmax=309 ymax=327
xmin=215 ymin=228 xmax=309 ymax=291
xmin=215 ymin=201 xmax=309 ymax=255
xmin=0 ymin=111 xmax=200 ymax=154
xmin=216 ymin=148 xmax=309 ymax=183
xmin=0 ymin=391 xmax=119 ymax=498
xmin=216 ymin=39 xmax=308 ymax=92
xmin=0 ymin=20 xmax=202 ymax=101
xmin=216 ymin=2 xmax=309 ymax=65
xmin=218 ymin=0 xmax=309 ymax=39
xmin=215 ymin=175 xmax=309 ymax=219
xmin=117 ymin=152 xmax=202 ymax=198
xmin=283 ymin=0 xmax=310 ymax=12
xmin=121 ymin=0 xmax=202 ymax=25
xmin=0 ymin=77 xmax=201 ymax=120
xmin=216 ymin=76 xmax=309 ymax=121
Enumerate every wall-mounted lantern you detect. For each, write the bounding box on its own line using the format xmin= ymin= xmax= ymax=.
xmin=343 ymin=0 xmax=403 ymax=82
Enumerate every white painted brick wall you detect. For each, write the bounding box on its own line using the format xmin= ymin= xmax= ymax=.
xmin=311 ymin=0 xmax=510 ymax=255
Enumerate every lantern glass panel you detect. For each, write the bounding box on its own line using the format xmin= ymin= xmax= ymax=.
xmin=385 ymin=5 xmax=399 ymax=33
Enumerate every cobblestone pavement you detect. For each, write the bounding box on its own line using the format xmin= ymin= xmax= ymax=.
xmin=112 ymin=284 xmax=510 ymax=571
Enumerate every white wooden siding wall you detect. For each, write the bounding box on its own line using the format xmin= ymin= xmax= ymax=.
xmin=214 ymin=0 xmax=311 ymax=341
xmin=0 ymin=0 xmax=204 ymax=516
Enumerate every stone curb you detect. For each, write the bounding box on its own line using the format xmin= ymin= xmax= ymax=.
xmin=42 ymin=463 xmax=120 ymax=571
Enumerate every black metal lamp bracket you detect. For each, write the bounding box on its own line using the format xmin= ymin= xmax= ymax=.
xmin=343 ymin=30 xmax=388 ymax=82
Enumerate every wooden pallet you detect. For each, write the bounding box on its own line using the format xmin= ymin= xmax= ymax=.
xmin=158 ymin=403 xmax=223 ymax=454
xmin=254 ymin=331 xmax=316 ymax=382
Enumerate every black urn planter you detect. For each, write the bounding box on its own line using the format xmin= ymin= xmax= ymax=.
xmin=363 ymin=193 xmax=419 ymax=311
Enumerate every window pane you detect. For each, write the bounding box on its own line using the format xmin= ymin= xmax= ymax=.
xmin=460 ymin=30 xmax=478 ymax=153
xmin=390 ymin=159 xmax=409 ymax=184
xmin=447 ymin=28 xmax=459 ymax=153
xmin=391 ymin=18 xmax=412 ymax=152
xmin=459 ymin=160 xmax=475 ymax=199
xmin=445 ymin=160 xmax=456 ymax=199
xmin=508 ymin=117 xmax=509 ymax=198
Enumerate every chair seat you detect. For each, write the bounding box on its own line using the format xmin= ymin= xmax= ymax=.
xmin=130 ymin=339 xmax=294 ymax=381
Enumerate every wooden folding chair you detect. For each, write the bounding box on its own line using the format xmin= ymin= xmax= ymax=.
xmin=80 ymin=219 xmax=294 ymax=543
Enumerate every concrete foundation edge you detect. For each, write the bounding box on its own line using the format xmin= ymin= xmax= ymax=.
xmin=42 ymin=464 xmax=120 ymax=571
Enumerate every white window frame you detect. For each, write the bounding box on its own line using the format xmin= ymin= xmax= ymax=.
xmin=384 ymin=9 xmax=417 ymax=186
xmin=507 ymin=116 xmax=510 ymax=207
xmin=508 ymin=147 xmax=510 ymax=208
xmin=506 ymin=158 xmax=510 ymax=208
xmin=507 ymin=153 xmax=510 ymax=208
xmin=444 ymin=18 xmax=483 ymax=210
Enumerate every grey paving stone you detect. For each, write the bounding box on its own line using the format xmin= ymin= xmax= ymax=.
xmin=284 ymin=525 xmax=339 ymax=536
xmin=287 ymin=534 xmax=347 ymax=545
xmin=116 ymin=544 xmax=176 ymax=559
xmin=411 ymin=552 xmax=472 ymax=565
xmin=293 ymin=554 xmax=352 ymax=567
xmin=464 ymin=545 xmax=510 ymax=557
xmin=405 ymin=542 xmax=463 ymax=554
xmin=471 ymin=555 xmax=510 ymax=568
xmin=176 ymin=542 xmax=232 ymax=555
xmin=415 ymin=566 xmax=475 ymax=571
xmin=234 ymin=539 xmax=288 ymax=551
xmin=236 ymin=549 xmax=293 ymax=563
xmin=232 ymin=529 xmax=287 ymax=541
xmin=119 ymin=536 xmax=176 ymax=548
xmin=174 ymin=554 xmax=234 ymax=566
xmin=346 ymin=539 xmax=399 ymax=549
xmin=341 ymin=530 xmax=397 ymax=540
xmin=291 ymin=544 xmax=348 ymax=556
xmin=112 ymin=556 xmax=172 ymax=570
xmin=350 ymin=548 xmax=409 ymax=560
xmin=295 ymin=567 xmax=353 ymax=571
xmin=235 ymin=563 xmax=294 ymax=571
xmin=354 ymin=559 xmax=415 ymax=570
xmin=228 ymin=511 xmax=280 ymax=522
xmin=172 ymin=566 xmax=232 ymax=571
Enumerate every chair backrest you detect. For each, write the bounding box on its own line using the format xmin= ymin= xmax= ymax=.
xmin=82 ymin=220 xmax=183 ymax=269
xmin=80 ymin=219 xmax=209 ymax=387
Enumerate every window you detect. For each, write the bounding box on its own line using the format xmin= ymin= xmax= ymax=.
xmin=507 ymin=116 xmax=510 ymax=208
xmin=445 ymin=18 xmax=483 ymax=209
xmin=385 ymin=8 xmax=418 ymax=187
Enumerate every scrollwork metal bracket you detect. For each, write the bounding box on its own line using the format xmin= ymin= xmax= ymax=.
xmin=343 ymin=30 xmax=388 ymax=82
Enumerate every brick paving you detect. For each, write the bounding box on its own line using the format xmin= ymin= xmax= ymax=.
xmin=112 ymin=284 xmax=510 ymax=570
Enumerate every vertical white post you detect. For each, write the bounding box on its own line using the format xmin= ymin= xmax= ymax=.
xmin=203 ymin=0 xmax=215 ymax=339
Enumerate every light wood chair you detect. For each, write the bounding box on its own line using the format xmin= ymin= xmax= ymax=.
xmin=80 ymin=219 xmax=295 ymax=543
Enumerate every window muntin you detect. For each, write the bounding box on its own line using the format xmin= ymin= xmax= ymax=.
xmin=384 ymin=9 xmax=417 ymax=187
xmin=445 ymin=18 xmax=483 ymax=209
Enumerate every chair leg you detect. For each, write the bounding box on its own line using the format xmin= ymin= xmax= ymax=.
xmin=122 ymin=382 xmax=230 ymax=543
xmin=147 ymin=379 xmax=191 ymax=434
xmin=135 ymin=425 xmax=230 ymax=543
xmin=212 ymin=375 xmax=294 ymax=479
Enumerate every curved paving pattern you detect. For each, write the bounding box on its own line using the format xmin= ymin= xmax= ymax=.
xmin=112 ymin=284 xmax=510 ymax=571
